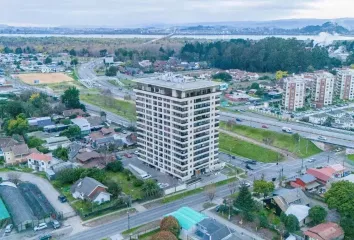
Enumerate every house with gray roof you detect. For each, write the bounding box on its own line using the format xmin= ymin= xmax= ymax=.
xmin=195 ymin=218 xmax=233 ymax=240
xmin=291 ymin=174 xmax=320 ymax=191
xmin=71 ymin=177 xmax=111 ymax=204
xmin=87 ymin=116 xmax=105 ymax=130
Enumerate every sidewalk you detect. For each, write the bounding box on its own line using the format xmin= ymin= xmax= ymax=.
xmin=220 ymin=129 xmax=296 ymax=160
xmin=204 ymin=210 xmax=265 ymax=240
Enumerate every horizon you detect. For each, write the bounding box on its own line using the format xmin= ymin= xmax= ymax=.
xmin=2 ymin=0 xmax=354 ymax=28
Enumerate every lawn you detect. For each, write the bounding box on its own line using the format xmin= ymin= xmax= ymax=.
xmin=348 ymin=154 xmax=354 ymax=161
xmin=107 ymin=79 xmax=121 ymax=87
xmin=80 ymin=93 xmax=136 ymax=121
xmin=222 ymin=164 xmax=244 ymax=177
xmin=220 ymin=122 xmax=322 ymax=158
xmin=219 ymin=133 xmax=281 ymax=162
xmin=120 ymin=79 xmax=137 ymax=88
xmin=106 ymin=171 xmax=143 ymax=200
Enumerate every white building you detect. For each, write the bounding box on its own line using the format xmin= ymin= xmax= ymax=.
xmin=134 ymin=75 xmax=221 ymax=181
xmin=282 ymin=76 xmax=306 ymax=111
xmin=309 ymin=114 xmax=329 ymax=125
xmin=71 ymin=118 xmax=91 ymax=135
xmin=336 ymin=68 xmax=354 ymax=100
xmin=27 ymin=153 xmax=52 ymax=172
xmin=311 ymin=71 xmax=335 ymax=108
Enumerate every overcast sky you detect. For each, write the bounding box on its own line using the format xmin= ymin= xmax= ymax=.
xmin=1 ymin=0 xmax=354 ymax=27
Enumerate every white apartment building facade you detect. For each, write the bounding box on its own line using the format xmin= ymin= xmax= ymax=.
xmin=336 ymin=68 xmax=354 ymax=100
xmin=311 ymin=71 xmax=335 ymax=108
xmin=282 ymin=76 xmax=306 ymax=111
xmin=134 ymin=75 xmax=221 ymax=181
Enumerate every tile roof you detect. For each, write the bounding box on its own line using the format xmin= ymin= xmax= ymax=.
xmin=3 ymin=143 xmax=30 ymax=156
xmin=299 ymin=174 xmax=317 ymax=184
xmin=307 ymin=168 xmax=333 ymax=182
xmin=329 ymin=164 xmax=345 ymax=172
xmin=76 ymin=151 xmax=100 ymax=162
xmin=27 ymin=153 xmax=52 ymax=162
xmin=304 ymin=222 xmax=344 ymax=240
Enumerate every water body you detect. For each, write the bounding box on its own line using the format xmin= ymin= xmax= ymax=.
xmin=1 ymin=33 xmax=354 ymax=42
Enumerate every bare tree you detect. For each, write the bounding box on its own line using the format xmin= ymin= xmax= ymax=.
xmin=228 ymin=179 xmax=238 ymax=195
xmin=7 ymin=172 xmax=21 ymax=185
xmin=205 ymin=184 xmax=216 ymax=202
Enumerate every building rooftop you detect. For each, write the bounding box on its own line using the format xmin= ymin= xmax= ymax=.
xmin=166 ymin=207 xmax=207 ymax=230
xmin=304 ymin=222 xmax=344 ymax=240
xmin=134 ymin=74 xmax=220 ymax=91
xmin=27 ymin=153 xmax=52 ymax=162
xmin=285 ymin=204 xmax=310 ymax=223
xmin=298 ymin=174 xmax=317 ymax=184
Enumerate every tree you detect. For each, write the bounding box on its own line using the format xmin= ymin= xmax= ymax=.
xmin=60 ymin=125 xmax=81 ymax=139
xmin=105 ymin=180 xmax=122 ymax=197
xmin=227 ymin=179 xmax=238 ymax=195
xmin=3 ymin=46 xmax=13 ymax=54
xmin=340 ymin=216 xmax=354 ymax=239
xmin=323 ymin=116 xmax=335 ymax=127
xmin=105 ymin=161 xmax=123 ymax=172
xmin=250 ymin=82 xmax=260 ymax=89
xmin=234 ymin=185 xmax=256 ymax=221
xmin=205 ymin=184 xmax=216 ymax=202
xmin=151 ymin=231 xmax=177 ymax=240
xmin=61 ymin=87 xmax=81 ymax=109
xmin=258 ymin=212 xmax=269 ymax=228
xmin=56 ymin=168 xmax=85 ymax=184
xmin=100 ymin=49 xmax=108 ymax=57
xmin=44 ymin=57 xmax=52 ymax=64
xmin=309 ymin=206 xmax=327 ymax=225
xmin=142 ymin=179 xmax=160 ymax=197
xmin=285 ymin=214 xmax=300 ymax=233
xmin=307 ymin=65 xmax=315 ymax=72
xmin=275 ymin=71 xmax=288 ymax=80
xmin=70 ymin=58 xmax=79 ymax=66
xmin=7 ymin=172 xmax=21 ymax=185
xmin=15 ymin=47 xmax=23 ymax=54
xmin=69 ymin=49 xmax=77 ymax=56
xmin=4 ymin=114 xmax=29 ymax=136
xmin=52 ymin=147 xmax=69 ymax=161
xmin=160 ymin=216 xmax=180 ymax=237
xmin=105 ymin=66 xmax=118 ymax=76
xmin=212 ymin=72 xmax=232 ymax=82
xmin=253 ymin=179 xmax=275 ymax=197
xmin=27 ymin=137 xmax=45 ymax=148
xmin=325 ymin=181 xmax=354 ymax=217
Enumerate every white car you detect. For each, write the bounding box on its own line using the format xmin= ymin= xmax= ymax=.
xmin=5 ymin=224 xmax=13 ymax=233
xmin=134 ymin=150 xmax=139 ymax=154
xmin=317 ymin=136 xmax=327 ymax=141
xmin=307 ymin=158 xmax=316 ymax=163
xmin=34 ymin=223 xmax=48 ymax=231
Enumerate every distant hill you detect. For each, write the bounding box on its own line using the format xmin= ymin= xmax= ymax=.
xmin=301 ymin=22 xmax=349 ymax=34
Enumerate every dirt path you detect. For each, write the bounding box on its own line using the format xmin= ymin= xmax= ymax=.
xmin=219 ymin=129 xmax=296 ymax=160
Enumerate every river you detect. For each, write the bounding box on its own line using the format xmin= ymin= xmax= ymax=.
xmin=1 ymin=33 xmax=354 ymax=42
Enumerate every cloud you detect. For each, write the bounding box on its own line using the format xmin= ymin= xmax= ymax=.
xmin=0 ymin=0 xmax=351 ymax=27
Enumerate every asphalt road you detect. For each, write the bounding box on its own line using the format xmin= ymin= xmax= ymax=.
xmin=63 ymin=184 xmax=232 ymax=240
xmin=220 ymin=112 xmax=354 ymax=148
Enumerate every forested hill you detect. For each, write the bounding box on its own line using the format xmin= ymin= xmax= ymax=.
xmin=180 ymin=38 xmax=342 ymax=73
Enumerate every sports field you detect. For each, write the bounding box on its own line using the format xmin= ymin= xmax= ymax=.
xmin=17 ymin=73 xmax=73 ymax=85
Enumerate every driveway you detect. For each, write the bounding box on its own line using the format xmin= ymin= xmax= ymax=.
xmin=0 ymin=171 xmax=75 ymax=217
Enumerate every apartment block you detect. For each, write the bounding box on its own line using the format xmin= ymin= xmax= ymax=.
xmin=311 ymin=71 xmax=335 ymax=108
xmin=282 ymin=76 xmax=306 ymax=111
xmin=336 ymin=68 xmax=354 ymax=100
xmin=134 ymin=74 xmax=221 ymax=181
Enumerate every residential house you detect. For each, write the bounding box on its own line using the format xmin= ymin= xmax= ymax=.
xmin=309 ymin=114 xmax=329 ymax=125
xmin=285 ymin=204 xmax=310 ymax=226
xmin=28 ymin=117 xmax=53 ymax=127
xmin=0 ymin=137 xmax=20 ymax=157
xmin=307 ymin=164 xmax=348 ymax=185
xmin=76 ymin=150 xmax=113 ymax=168
xmin=47 ymin=161 xmax=74 ymax=180
xmin=195 ymin=218 xmax=233 ymax=240
xmin=71 ymin=117 xmax=91 ymax=135
xmin=71 ymin=177 xmax=111 ymax=204
xmin=139 ymin=60 xmax=152 ymax=68
xmin=290 ymin=174 xmax=320 ymax=191
xmin=3 ymin=143 xmax=31 ymax=165
xmin=304 ymin=222 xmax=344 ymax=240
xmin=68 ymin=142 xmax=82 ymax=161
xmin=62 ymin=109 xmax=85 ymax=118
xmin=43 ymin=136 xmax=71 ymax=151
xmin=87 ymin=116 xmax=105 ymax=130
xmin=125 ymin=133 xmax=137 ymax=146
xmin=90 ymin=128 xmax=124 ymax=148
xmin=263 ymin=188 xmax=311 ymax=215
xmin=334 ymin=114 xmax=354 ymax=129
xmin=27 ymin=153 xmax=52 ymax=172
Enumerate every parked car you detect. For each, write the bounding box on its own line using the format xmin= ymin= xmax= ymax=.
xmin=235 ymin=118 xmax=242 ymax=122
xmin=57 ymin=195 xmax=67 ymax=203
xmin=245 ymin=160 xmax=257 ymax=165
xmin=5 ymin=224 xmax=13 ymax=233
xmin=116 ymin=154 xmax=122 ymax=160
xmin=39 ymin=234 xmax=52 ymax=240
xmin=239 ymin=181 xmax=251 ymax=187
xmin=122 ymin=130 xmax=128 ymax=134
xmin=134 ymin=150 xmax=139 ymax=154
xmin=124 ymin=153 xmax=132 ymax=158
xmin=317 ymin=136 xmax=327 ymax=141
xmin=245 ymin=164 xmax=254 ymax=170
xmin=51 ymin=220 xmax=60 ymax=229
xmin=261 ymin=125 xmax=268 ymax=129
xmin=307 ymin=158 xmax=316 ymax=163
xmin=34 ymin=223 xmax=48 ymax=231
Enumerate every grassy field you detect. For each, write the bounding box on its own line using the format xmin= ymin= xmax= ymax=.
xmin=80 ymin=93 xmax=136 ymax=121
xmin=348 ymin=154 xmax=354 ymax=161
xmin=220 ymin=122 xmax=321 ymax=158
xmin=120 ymin=79 xmax=137 ymax=88
xmin=106 ymin=171 xmax=143 ymax=199
xmin=107 ymin=79 xmax=121 ymax=87
xmin=219 ymin=133 xmax=282 ymax=162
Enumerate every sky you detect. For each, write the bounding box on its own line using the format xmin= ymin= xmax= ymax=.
xmin=1 ymin=0 xmax=354 ymax=27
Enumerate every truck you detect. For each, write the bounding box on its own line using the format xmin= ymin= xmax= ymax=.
xmin=128 ymin=164 xmax=152 ymax=180
xmin=282 ymin=127 xmax=293 ymax=133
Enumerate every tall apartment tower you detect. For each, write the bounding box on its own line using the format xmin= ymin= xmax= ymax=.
xmin=282 ymin=76 xmax=306 ymax=111
xmin=336 ymin=68 xmax=354 ymax=100
xmin=311 ymin=71 xmax=335 ymax=108
xmin=134 ymin=75 xmax=221 ymax=181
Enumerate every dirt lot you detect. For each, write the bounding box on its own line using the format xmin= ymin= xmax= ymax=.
xmin=16 ymin=73 xmax=73 ymax=85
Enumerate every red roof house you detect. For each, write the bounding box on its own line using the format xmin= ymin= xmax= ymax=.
xmin=304 ymin=222 xmax=344 ymax=240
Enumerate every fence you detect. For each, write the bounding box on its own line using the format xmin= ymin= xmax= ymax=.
xmin=76 ymin=201 xmax=128 ymax=220
xmin=164 ymin=183 xmax=187 ymax=195
xmin=125 ymin=226 xmax=160 ymax=240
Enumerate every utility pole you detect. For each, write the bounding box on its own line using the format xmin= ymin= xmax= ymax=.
xmin=127 ymin=210 xmax=130 ymax=230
